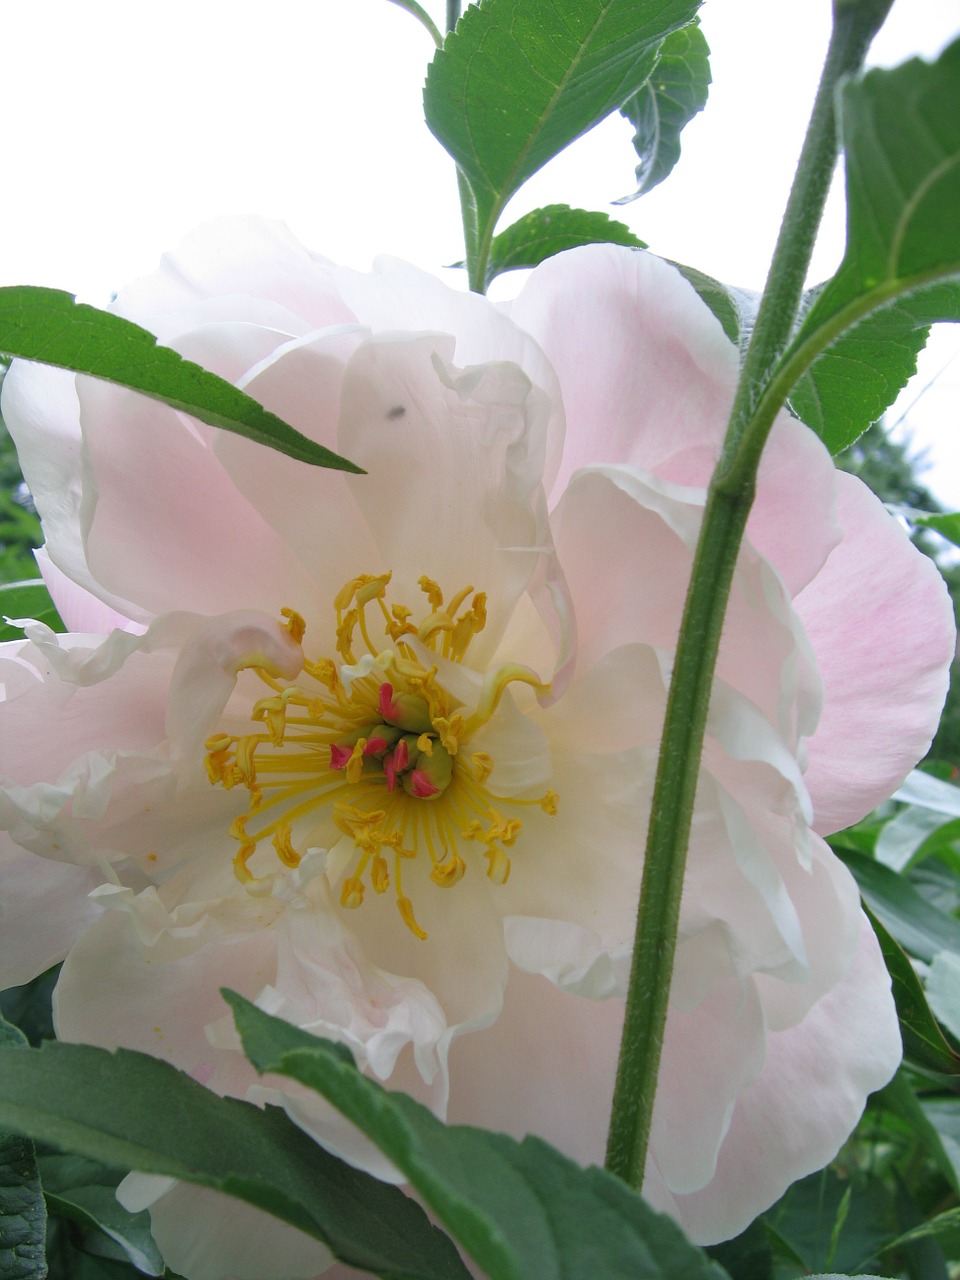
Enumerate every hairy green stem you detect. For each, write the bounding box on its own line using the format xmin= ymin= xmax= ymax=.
xmin=604 ymin=0 xmax=895 ymax=1189
xmin=446 ymin=0 xmax=461 ymax=33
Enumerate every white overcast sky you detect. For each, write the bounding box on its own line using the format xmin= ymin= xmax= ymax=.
xmin=2 ymin=0 xmax=958 ymax=502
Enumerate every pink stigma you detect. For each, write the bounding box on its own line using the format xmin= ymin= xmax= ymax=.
xmin=408 ymin=768 xmax=439 ymax=798
xmin=378 ymin=682 xmax=399 ymax=721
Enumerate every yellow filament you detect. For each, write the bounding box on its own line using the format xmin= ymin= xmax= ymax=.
xmin=206 ymin=576 xmax=558 ymax=940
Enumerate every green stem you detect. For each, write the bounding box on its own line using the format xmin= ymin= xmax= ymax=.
xmin=446 ymin=0 xmax=461 ymax=33
xmin=604 ymin=0 xmax=895 ymax=1189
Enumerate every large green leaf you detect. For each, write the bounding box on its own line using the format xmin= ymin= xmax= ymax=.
xmin=485 ymin=204 xmax=645 ymax=283
xmin=39 ymin=1154 xmax=164 ymax=1277
xmin=227 ymin=992 xmax=729 ymax=1280
xmin=834 ymin=847 xmax=960 ymax=964
xmin=0 ymin=1017 xmax=45 ymax=1280
xmin=0 ymin=1040 xmax=469 ymax=1280
xmin=0 ymin=288 xmax=362 ymax=473
xmin=863 ymin=908 xmax=960 ymax=1077
xmin=780 ymin=39 xmax=960 ymax=451
xmin=787 ymin=284 xmax=960 ymax=454
xmin=876 ymin=1072 xmax=960 ymax=1197
xmin=762 ymin=1169 xmax=896 ymax=1279
xmin=616 ymin=22 xmax=710 ymax=201
xmin=424 ymin=0 xmax=701 ymax=283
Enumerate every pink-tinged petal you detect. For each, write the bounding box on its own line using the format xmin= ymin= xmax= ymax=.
xmin=0 ymin=634 xmax=171 ymax=784
xmin=338 ymin=335 xmax=554 ymax=662
xmin=664 ymin=916 xmax=900 ymax=1243
xmin=54 ymin=896 xmax=279 ymax=1083
xmin=35 ymin=547 xmax=144 ymax=636
xmin=118 ymin=1178 xmax=331 ymax=1280
xmin=76 ymin=376 xmax=317 ymax=619
xmin=512 ymin=247 xmax=736 ymax=497
xmin=551 ymin=467 xmax=822 ymax=744
xmin=0 ymin=837 xmax=103 ymax=987
xmin=333 ymin=255 xmax=566 ymax=492
xmin=112 ymin=215 xmax=358 ymax=333
xmin=213 ymin=328 xmax=381 ymax=616
xmin=515 ymin=247 xmax=840 ymax=595
xmin=1 ymin=362 xmax=147 ymax=624
xmin=446 ymin=964 xmax=623 ymax=1169
xmin=798 ymin=472 xmax=955 ymax=834
xmin=165 ymin=610 xmax=304 ymax=757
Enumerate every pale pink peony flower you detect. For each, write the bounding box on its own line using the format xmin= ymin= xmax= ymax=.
xmin=0 ymin=219 xmax=952 ymax=1277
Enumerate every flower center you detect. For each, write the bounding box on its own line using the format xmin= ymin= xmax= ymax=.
xmin=204 ymin=573 xmax=558 ymax=938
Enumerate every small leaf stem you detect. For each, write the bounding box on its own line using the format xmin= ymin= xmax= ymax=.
xmin=446 ymin=1 xmax=461 ymax=33
xmin=604 ymin=0 xmax=896 ymax=1189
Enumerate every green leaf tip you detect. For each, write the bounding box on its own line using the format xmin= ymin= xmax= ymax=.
xmin=0 ymin=287 xmax=364 ymax=474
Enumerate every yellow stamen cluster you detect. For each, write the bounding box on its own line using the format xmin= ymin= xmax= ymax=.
xmin=204 ymin=573 xmax=557 ymax=938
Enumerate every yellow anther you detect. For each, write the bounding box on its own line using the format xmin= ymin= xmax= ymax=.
xmin=233 ymin=841 xmax=259 ymax=885
xmin=229 ymin=814 xmax=250 ymax=842
xmin=386 ymin=603 xmax=414 ymax=642
xmin=281 ymin=607 xmax=306 ymax=645
xmin=304 ymin=656 xmax=342 ymax=696
xmin=272 ymin=823 xmax=301 ymax=869
xmin=341 ymin=877 xmax=365 ymax=909
xmin=235 ymin=735 xmax=261 ymax=787
xmin=466 ymin=663 xmax=551 ymax=734
xmin=433 ymin=713 xmax=465 ymax=755
xmin=470 ymin=752 xmax=493 ymax=784
xmin=213 ymin=585 xmax=557 ymax=939
xmin=345 ymin=738 xmax=367 ymax=785
xmin=485 ymin=846 xmax=511 ymax=885
xmin=371 ymin=855 xmax=390 ymax=894
xmin=356 ymin=573 xmax=391 ymax=607
xmin=489 ymin=813 xmax=522 ymax=847
xmin=430 ymin=851 xmax=466 ymax=888
xmin=205 ymin=746 xmax=233 ymax=786
xmin=540 ymin=789 xmax=559 ymax=816
xmin=418 ymin=576 xmax=444 ymax=610
xmin=336 ymin=609 xmax=358 ymax=662
xmin=397 ymin=894 xmax=428 ymax=940
xmin=251 ymin=694 xmax=288 ymax=745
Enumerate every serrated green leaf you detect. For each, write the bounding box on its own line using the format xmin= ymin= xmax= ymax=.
xmin=617 ymin=22 xmax=710 ymax=201
xmin=0 ymin=288 xmax=362 ymax=473
xmin=226 ymin=992 xmax=729 ymax=1280
xmin=0 ymin=1040 xmax=469 ymax=1280
xmin=787 ymin=284 xmax=960 ymax=454
xmin=0 ymin=580 xmax=65 ymax=643
xmin=834 ymin=847 xmax=960 ymax=963
xmin=484 ymin=204 xmax=645 ymax=283
xmin=424 ymin=0 xmax=701 ymax=283
xmin=781 ymin=40 xmax=960 ymax=451
xmin=0 ymin=1015 xmax=45 ymax=1280
xmin=862 ymin=908 xmax=960 ymax=1076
